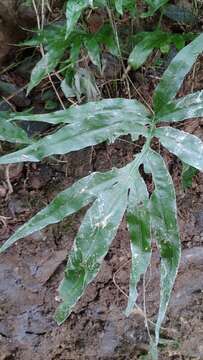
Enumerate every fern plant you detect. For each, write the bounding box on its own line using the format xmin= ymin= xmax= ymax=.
xmin=1 ymin=34 xmax=203 ymax=358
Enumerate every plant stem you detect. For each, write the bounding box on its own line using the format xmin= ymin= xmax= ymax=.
xmin=105 ymin=3 xmax=132 ymax=99
xmin=157 ymin=8 xmax=164 ymax=29
xmin=129 ymin=122 xmax=156 ymax=177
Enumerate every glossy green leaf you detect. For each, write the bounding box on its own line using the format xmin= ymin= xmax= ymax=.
xmin=125 ymin=172 xmax=151 ymax=316
xmin=66 ymin=0 xmax=92 ymax=37
xmin=0 ymin=119 xmax=147 ymax=164
xmin=11 ymin=98 xmax=149 ymax=125
xmin=85 ymin=37 xmax=101 ymax=70
xmin=112 ymin=0 xmax=137 ymax=15
xmin=128 ymin=31 xmax=192 ymax=70
xmin=0 ymin=99 xmax=149 ymax=164
xmin=25 ymin=19 xmax=116 ymax=92
xmin=23 ymin=23 xmax=67 ymax=47
xmin=181 ymin=162 xmax=198 ymax=190
xmin=0 ymin=115 xmax=31 ymax=144
xmin=115 ymin=0 xmax=123 ymax=14
xmin=155 ymin=127 xmax=203 ymax=171
xmin=27 ymin=25 xmax=68 ymax=93
xmin=27 ymin=50 xmax=65 ymax=94
xmin=95 ymin=24 xmax=118 ymax=57
xmin=129 ymin=41 xmax=153 ymax=70
xmin=55 ymin=183 xmax=128 ymax=324
xmin=129 ymin=31 xmax=161 ymax=69
xmin=156 ymin=90 xmax=203 ymax=123
xmin=26 ymin=22 xmax=112 ymax=93
xmin=153 ymin=33 xmax=203 ymax=113
xmin=0 ymin=169 xmax=121 ymax=253
xmin=144 ymin=149 xmax=181 ymax=346
xmin=70 ymin=36 xmax=82 ymax=63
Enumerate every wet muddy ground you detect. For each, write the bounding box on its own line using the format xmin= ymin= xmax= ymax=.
xmin=0 ymin=134 xmax=203 ymax=359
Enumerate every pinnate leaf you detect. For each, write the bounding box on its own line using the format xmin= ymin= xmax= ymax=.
xmin=0 ymin=121 xmax=147 ymax=164
xmin=55 ymin=183 xmax=128 ymax=324
xmin=125 ymin=172 xmax=151 ymax=316
xmin=153 ymin=33 xmax=203 ymax=113
xmin=144 ymin=150 xmax=181 ymax=346
xmin=12 ymin=98 xmax=149 ymax=125
xmin=155 ymin=126 xmax=203 ymax=171
xmin=0 ymin=169 xmax=121 ymax=253
xmin=0 ymin=99 xmax=149 ymax=164
xmin=156 ymin=90 xmax=203 ymax=123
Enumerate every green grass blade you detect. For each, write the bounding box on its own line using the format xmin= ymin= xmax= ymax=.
xmin=144 ymin=149 xmax=181 ymax=347
xmin=0 ymin=169 xmax=120 ymax=253
xmin=155 ymin=127 xmax=203 ymax=171
xmin=125 ymin=173 xmax=151 ymax=316
xmin=55 ymin=183 xmax=128 ymax=324
xmin=153 ymin=33 xmax=203 ymax=113
xmin=156 ymin=90 xmax=203 ymax=122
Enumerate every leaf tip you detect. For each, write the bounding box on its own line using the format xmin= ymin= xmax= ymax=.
xmin=54 ymin=303 xmax=68 ymax=325
xmin=0 ymin=243 xmax=7 ymax=253
xmin=26 ymin=86 xmax=32 ymax=96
